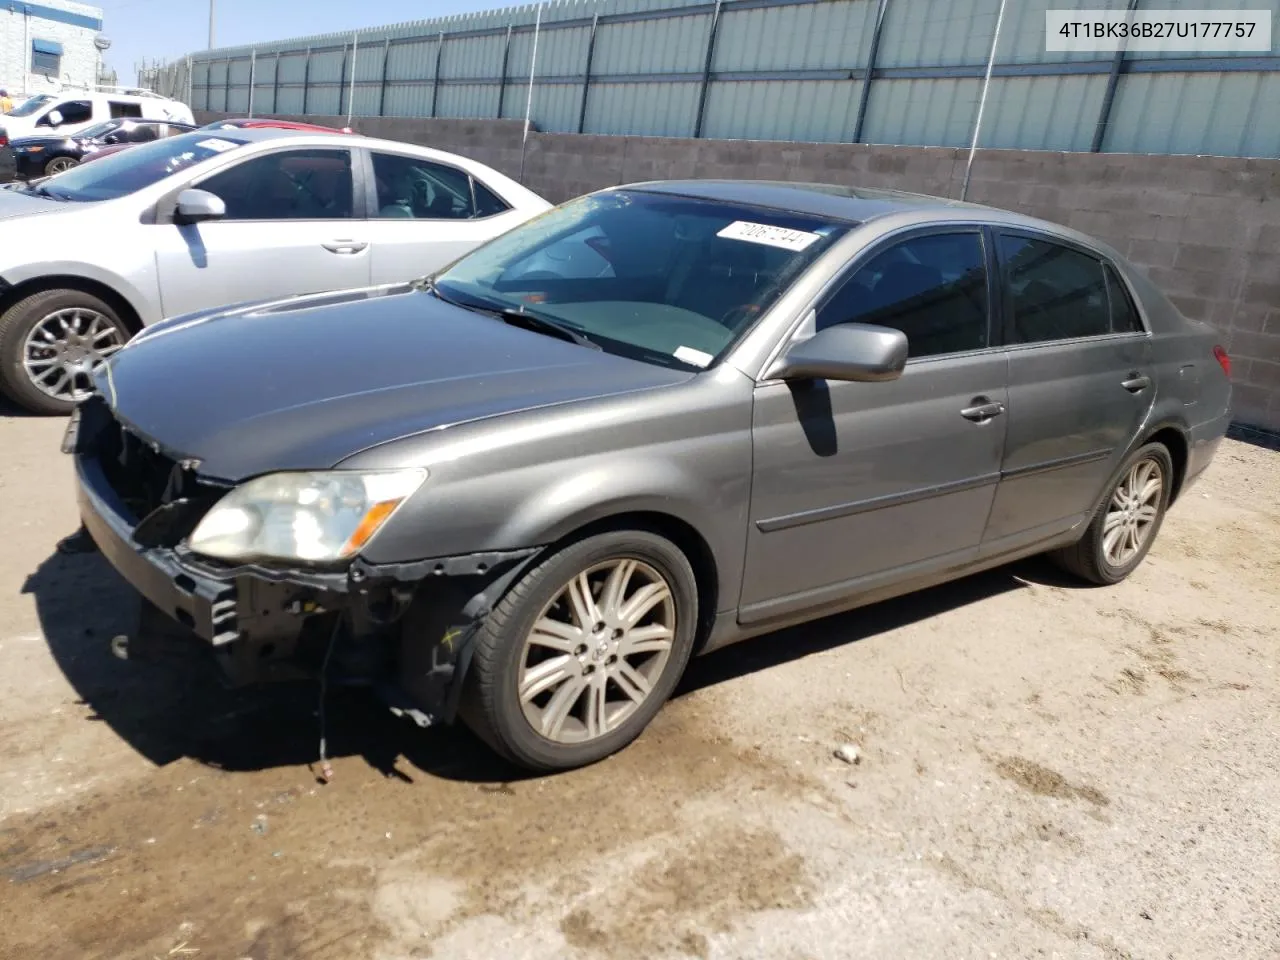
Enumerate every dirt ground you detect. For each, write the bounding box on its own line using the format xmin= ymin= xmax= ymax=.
xmin=1 ymin=408 xmax=1277 ymax=960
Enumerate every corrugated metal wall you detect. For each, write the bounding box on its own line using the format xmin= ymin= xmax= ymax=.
xmin=153 ymin=0 xmax=1280 ymax=157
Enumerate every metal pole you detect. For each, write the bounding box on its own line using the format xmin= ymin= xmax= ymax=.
xmin=378 ymin=38 xmax=391 ymax=117
xmin=185 ymin=54 xmax=192 ymax=107
xmin=496 ymin=24 xmax=512 ymax=118
xmin=852 ymin=0 xmax=891 ymax=144
xmin=1091 ymin=0 xmax=1140 ymax=153
xmin=247 ymin=49 xmax=256 ymax=117
xmin=272 ymin=52 xmax=281 ymax=114
xmin=519 ymin=2 xmax=543 ymax=182
xmin=223 ymin=56 xmax=231 ymax=112
xmin=692 ymin=0 xmax=722 ymax=139
xmin=960 ymin=0 xmax=1007 ymax=202
xmin=577 ymin=11 xmax=599 ymax=134
xmin=338 ymin=42 xmax=349 ymax=119
xmin=208 ymin=0 xmax=215 ymax=49
xmin=301 ymin=46 xmax=312 ymax=115
xmin=430 ymin=32 xmax=444 ymax=118
xmin=346 ymin=32 xmax=358 ymax=125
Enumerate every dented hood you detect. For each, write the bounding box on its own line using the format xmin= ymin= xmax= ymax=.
xmin=96 ymin=284 xmax=689 ymax=481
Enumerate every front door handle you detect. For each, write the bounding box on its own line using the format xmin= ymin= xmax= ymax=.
xmin=960 ymin=397 xmax=1006 ymax=423
xmin=1122 ymin=373 xmax=1151 ymax=393
xmin=322 ymin=240 xmax=368 ymax=254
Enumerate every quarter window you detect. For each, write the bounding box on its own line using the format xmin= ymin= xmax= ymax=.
xmin=1105 ymin=263 xmax=1144 ymax=334
xmin=198 ymin=149 xmax=355 ymax=221
xmin=816 ymin=232 xmax=990 ymax=358
xmin=1000 ymin=235 xmax=1111 ymax=343
xmin=371 ymin=152 xmax=509 ymax=220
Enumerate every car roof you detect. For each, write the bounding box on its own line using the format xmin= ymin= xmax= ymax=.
xmin=618 ymin=178 xmax=1119 ymax=256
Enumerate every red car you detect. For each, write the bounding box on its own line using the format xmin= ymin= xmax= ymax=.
xmin=78 ymin=117 xmax=353 ymax=166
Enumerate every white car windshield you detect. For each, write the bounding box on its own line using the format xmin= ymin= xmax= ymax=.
xmin=433 ymin=190 xmax=850 ymax=370
xmin=6 ymin=94 xmax=56 ymax=118
xmin=24 ymin=132 xmax=250 ymax=202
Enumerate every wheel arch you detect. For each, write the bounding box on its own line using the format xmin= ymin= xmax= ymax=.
xmin=0 ymin=274 xmax=146 ymax=336
xmin=1141 ymin=422 xmax=1190 ymax=505
xmin=539 ymin=509 xmax=721 ymax=649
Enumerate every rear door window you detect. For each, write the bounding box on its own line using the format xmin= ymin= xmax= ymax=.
xmin=371 ymin=151 xmax=508 ymax=220
xmin=999 ymin=234 xmax=1111 ymax=343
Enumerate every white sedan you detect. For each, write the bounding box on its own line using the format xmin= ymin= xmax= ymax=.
xmin=0 ymin=128 xmax=552 ymax=414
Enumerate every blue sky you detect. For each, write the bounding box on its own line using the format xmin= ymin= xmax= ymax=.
xmin=97 ymin=0 xmax=502 ymax=85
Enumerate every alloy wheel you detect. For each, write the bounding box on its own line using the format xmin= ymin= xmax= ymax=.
xmin=517 ymin=558 xmax=676 ymax=744
xmin=1103 ymin=456 xmax=1163 ymax=567
xmin=45 ymin=157 xmax=77 ymax=175
xmin=22 ymin=307 xmax=125 ymax=403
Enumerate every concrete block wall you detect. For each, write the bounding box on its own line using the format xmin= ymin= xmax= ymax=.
xmin=196 ymin=111 xmax=1280 ymax=432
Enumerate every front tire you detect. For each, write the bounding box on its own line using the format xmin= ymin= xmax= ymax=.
xmin=0 ymin=288 xmax=130 ymax=415
xmin=461 ymin=530 xmax=699 ymax=772
xmin=1051 ymin=442 xmax=1174 ymax=585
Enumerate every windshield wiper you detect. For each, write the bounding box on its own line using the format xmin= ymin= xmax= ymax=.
xmin=413 ymin=276 xmax=601 ymax=350
xmin=491 ymin=307 xmax=603 ymax=350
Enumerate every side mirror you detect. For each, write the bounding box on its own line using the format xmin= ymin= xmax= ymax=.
xmin=765 ymin=322 xmax=908 ymax=383
xmin=46 ymin=109 xmax=64 ymax=127
xmin=173 ymin=188 xmax=226 ymax=225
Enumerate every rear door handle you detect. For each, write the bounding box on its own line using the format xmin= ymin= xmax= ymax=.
xmin=322 ymin=240 xmax=368 ymax=254
xmin=960 ymin=398 xmax=1006 ymax=423
xmin=1122 ymin=373 xmax=1151 ymax=393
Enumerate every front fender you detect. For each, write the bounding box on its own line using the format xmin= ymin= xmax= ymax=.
xmin=0 ymin=259 xmax=160 ymax=327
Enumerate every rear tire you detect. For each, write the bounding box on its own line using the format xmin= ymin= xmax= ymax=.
xmin=460 ymin=530 xmax=698 ymax=772
xmin=1050 ymin=442 xmax=1173 ymax=585
xmin=0 ymin=288 xmax=130 ymax=416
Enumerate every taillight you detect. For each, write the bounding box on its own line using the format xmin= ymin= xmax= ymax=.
xmin=1213 ymin=345 xmax=1231 ymax=378
xmin=0 ymin=135 xmax=8 ymax=147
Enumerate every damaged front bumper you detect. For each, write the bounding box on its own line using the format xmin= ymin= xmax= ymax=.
xmin=67 ymin=396 xmax=537 ymax=727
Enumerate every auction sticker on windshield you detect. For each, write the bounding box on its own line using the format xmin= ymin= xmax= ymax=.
xmin=717 ymin=220 xmax=821 ymax=251
xmin=673 ymin=345 xmax=714 ymax=368
xmin=195 ymin=138 xmax=239 ymax=153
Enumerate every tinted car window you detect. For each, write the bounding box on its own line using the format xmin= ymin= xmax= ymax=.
xmin=41 ymin=100 xmax=92 ymax=126
xmin=816 ymin=232 xmax=989 ymax=358
xmin=372 ymin=152 xmax=488 ymax=220
xmin=1105 ymin=263 xmax=1144 ymax=334
xmin=109 ymin=101 xmax=144 ymax=119
xmin=126 ymin=123 xmax=162 ymax=143
xmin=199 ymin=149 xmax=354 ymax=221
xmin=20 ymin=132 xmax=252 ymax=202
xmin=1000 ymin=235 xmax=1110 ymax=343
xmin=435 ymin=190 xmax=848 ymax=370
xmin=474 ymin=180 xmax=509 ymax=217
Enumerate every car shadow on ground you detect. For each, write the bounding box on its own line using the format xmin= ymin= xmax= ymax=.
xmin=22 ymin=546 xmax=1075 ymax=786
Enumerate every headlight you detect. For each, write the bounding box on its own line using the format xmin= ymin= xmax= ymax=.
xmin=187 ymin=469 xmax=427 ymax=563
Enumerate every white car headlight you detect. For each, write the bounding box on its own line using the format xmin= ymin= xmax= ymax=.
xmin=187 ymin=469 xmax=427 ymax=564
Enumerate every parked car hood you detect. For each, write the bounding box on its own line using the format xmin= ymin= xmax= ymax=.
xmin=96 ymin=285 xmax=693 ymax=481
xmin=8 ymin=135 xmax=74 ymax=148
xmin=0 ymin=187 xmax=67 ymax=219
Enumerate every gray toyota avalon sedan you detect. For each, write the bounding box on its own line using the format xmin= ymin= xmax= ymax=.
xmin=65 ymin=180 xmax=1232 ymax=772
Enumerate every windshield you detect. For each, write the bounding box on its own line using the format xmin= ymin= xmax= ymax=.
xmin=7 ymin=94 xmax=55 ymax=118
xmin=76 ymin=119 xmax=124 ymax=140
xmin=433 ymin=190 xmax=850 ymax=370
xmin=30 ymin=131 xmax=250 ymax=202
